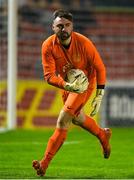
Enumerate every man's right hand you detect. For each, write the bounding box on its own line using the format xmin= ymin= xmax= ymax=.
xmin=64 ymin=79 xmax=82 ymax=93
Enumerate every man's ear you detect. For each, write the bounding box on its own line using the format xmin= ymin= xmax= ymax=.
xmin=52 ymin=23 xmax=54 ymax=31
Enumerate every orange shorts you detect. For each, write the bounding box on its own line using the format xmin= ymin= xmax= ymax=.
xmin=61 ymin=78 xmax=96 ymax=117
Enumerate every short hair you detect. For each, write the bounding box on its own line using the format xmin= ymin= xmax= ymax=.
xmin=53 ymin=9 xmax=73 ymax=22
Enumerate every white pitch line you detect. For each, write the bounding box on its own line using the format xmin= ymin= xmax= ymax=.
xmin=0 ymin=141 xmax=81 ymax=146
xmin=64 ymin=141 xmax=81 ymax=145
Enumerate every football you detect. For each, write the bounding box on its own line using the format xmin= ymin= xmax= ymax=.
xmin=66 ymin=69 xmax=89 ymax=92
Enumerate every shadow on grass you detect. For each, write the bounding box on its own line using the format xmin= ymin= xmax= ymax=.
xmin=43 ymin=174 xmax=107 ymax=179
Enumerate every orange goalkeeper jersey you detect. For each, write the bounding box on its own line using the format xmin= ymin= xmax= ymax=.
xmin=42 ymin=32 xmax=106 ymax=89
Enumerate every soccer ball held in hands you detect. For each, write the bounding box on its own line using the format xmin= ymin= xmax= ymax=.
xmin=66 ymin=69 xmax=89 ymax=93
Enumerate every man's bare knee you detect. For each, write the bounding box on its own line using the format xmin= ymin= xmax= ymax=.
xmin=57 ymin=110 xmax=73 ymax=129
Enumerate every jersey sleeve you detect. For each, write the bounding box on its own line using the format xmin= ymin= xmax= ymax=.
xmin=85 ymin=40 xmax=106 ymax=87
xmin=42 ymin=41 xmax=66 ymax=89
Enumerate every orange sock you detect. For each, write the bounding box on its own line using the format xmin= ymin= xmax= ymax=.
xmin=40 ymin=128 xmax=67 ymax=170
xmin=81 ymin=115 xmax=103 ymax=137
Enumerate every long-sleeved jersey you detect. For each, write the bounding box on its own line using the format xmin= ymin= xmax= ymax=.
xmin=42 ymin=32 xmax=106 ymax=89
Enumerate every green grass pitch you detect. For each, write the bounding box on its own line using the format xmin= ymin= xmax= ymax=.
xmin=0 ymin=127 xmax=134 ymax=179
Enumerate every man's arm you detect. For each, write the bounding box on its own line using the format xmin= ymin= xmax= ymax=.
xmin=85 ymin=40 xmax=106 ymax=116
xmin=42 ymin=42 xmax=66 ymax=89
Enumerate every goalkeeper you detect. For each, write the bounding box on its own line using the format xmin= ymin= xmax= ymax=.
xmin=32 ymin=9 xmax=112 ymax=176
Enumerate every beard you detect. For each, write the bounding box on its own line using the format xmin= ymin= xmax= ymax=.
xmin=58 ymin=31 xmax=71 ymax=41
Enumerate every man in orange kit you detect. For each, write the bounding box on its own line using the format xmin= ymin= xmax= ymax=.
xmin=32 ymin=9 xmax=112 ymax=176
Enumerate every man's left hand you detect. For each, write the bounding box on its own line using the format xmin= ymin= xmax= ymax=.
xmin=90 ymin=89 xmax=104 ymax=117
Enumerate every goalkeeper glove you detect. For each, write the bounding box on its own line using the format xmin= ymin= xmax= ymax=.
xmin=64 ymin=79 xmax=83 ymax=93
xmin=90 ymin=89 xmax=105 ymax=117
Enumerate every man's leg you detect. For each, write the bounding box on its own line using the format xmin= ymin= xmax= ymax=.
xmin=32 ymin=110 xmax=72 ymax=176
xmin=33 ymin=128 xmax=67 ymax=176
xmin=72 ymin=113 xmax=112 ymax=158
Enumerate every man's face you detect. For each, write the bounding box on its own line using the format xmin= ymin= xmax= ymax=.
xmin=52 ymin=17 xmax=73 ymax=41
